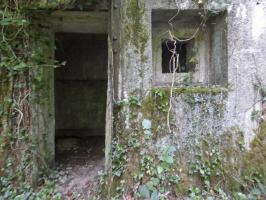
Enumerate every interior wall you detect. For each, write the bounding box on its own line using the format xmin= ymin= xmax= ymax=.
xmin=209 ymin=12 xmax=228 ymax=85
xmin=55 ymin=33 xmax=107 ymax=137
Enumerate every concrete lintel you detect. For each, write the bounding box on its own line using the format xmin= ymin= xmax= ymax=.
xmin=49 ymin=11 xmax=108 ymax=34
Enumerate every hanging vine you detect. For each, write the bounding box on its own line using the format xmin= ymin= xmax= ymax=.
xmin=0 ymin=0 xmax=265 ymax=199
xmin=0 ymin=0 xmax=75 ymax=199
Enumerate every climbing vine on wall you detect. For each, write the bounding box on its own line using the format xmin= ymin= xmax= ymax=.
xmin=104 ymin=88 xmax=266 ymax=199
xmin=101 ymin=0 xmax=266 ymax=199
xmin=1 ymin=0 xmax=266 ymax=200
xmin=0 ymin=0 xmax=75 ymax=199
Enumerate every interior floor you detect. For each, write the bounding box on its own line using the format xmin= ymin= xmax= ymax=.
xmin=54 ymin=32 xmax=107 ymax=199
xmin=55 ymin=136 xmax=105 ymax=199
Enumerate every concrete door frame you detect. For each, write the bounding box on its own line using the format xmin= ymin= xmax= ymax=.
xmin=35 ymin=10 xmax=111 ymax=168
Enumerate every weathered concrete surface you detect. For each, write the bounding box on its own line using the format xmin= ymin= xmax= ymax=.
xmin=50 ymin=11 xmax=108 ymax=34
xmin=28 ymin=0 xmax=266 ymax=194
xmin=149 ymin=0 xmax=266 ymax=148
xmin=72 ymin=0 xmax=109 ymax=11
xmin=30 ymin=21 xmax=55 ymax=169
xmin=112 ymin=0 xmax=153 ymax=99
xmin=225 ymin=0 xmax=266 ymax=146
xmin=105 ymin=0 xmax=266 ymax=198
xmin=113 ymin=0 xmax=266 ymax=147
xmin=171 ymin=92 xmax=226 ymax=152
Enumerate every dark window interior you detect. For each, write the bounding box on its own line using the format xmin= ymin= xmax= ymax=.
xmin=162 ymin=39 xmax=188 ymax=73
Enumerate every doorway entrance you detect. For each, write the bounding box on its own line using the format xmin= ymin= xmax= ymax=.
xmin=54 ymin=32 xmax=107 ymax=198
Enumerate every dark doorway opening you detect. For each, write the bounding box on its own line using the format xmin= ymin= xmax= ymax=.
xmin=54 ymin=32 xmax=107 ymax=198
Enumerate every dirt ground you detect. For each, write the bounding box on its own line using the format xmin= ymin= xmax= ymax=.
xmin=55 ymin=136 xmax=105 ymax=200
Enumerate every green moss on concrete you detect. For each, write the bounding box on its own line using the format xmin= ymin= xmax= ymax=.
xmin=242 ymin=120 xmax=266 ymax=184
xmin=106 ymin=86 xmax=266 ymax=199
xmin=125 ymin=0 xmax=149 ymax=61
xmin=188 ymin=123 xmax=266 ymax=194
xmin=152 ymin=86 xmax=228 ymax=95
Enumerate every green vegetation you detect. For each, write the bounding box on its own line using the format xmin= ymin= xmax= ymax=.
xmin=102 ymin=87 xmax=266 ymax=199
xmin=0 ymin=0 xmax=71 ymax=198
xmin=1 ymin=0 xmax=265 ymax=199
xmin=125 ymin=0 xmax=149 ymax=61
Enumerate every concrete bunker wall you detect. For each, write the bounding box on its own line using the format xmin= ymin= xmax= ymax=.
xmin=27 ymin=1 xmax=266 ymax=196
xmin=111 ymin=0 xmax=265 ymax=146
xmin=105 ymin=0 xmax=266 ymax=198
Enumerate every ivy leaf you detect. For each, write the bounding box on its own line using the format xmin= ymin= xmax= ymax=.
xmin=138 ymin=185 xmax=150 ymax=198
xmin=13 ymin=62 xmax=27 ymax=71
xmin=151 ymin=189 xmax=159 ymax=200
xmin=157 ymin=165 xmax=163 ymax=174
xmin=168 ymin=146 xmax=176 ymax=153
xmin=144 ymin=130 xmax=151 ymax=135
xmin=151 ymin=178 xmax=160 ymax=186
xmin=146 ymin=181 xmax=154 ymax=190
xmin=142 ymin=119 xmax=151 ymax=130
xmin=163 ymin=155 xmax=174 ymax=164
xmin=0 ymin=18 xmax=27 ymax=26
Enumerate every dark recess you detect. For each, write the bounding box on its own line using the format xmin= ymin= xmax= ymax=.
xmin=162 ymin=39 xmax=188 ymax=73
